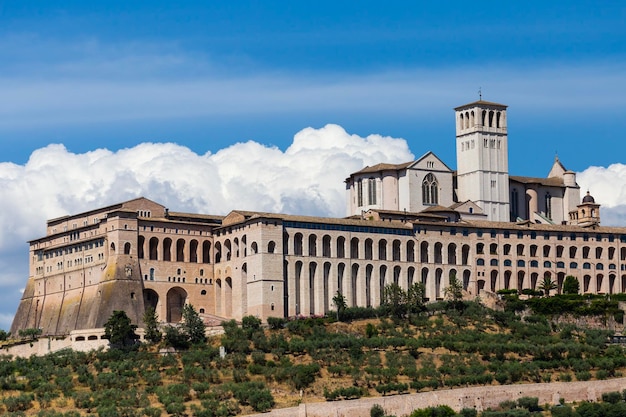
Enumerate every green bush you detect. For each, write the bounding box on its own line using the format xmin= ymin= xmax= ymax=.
xmin=4 ymin=393 xmax=34 ymax=412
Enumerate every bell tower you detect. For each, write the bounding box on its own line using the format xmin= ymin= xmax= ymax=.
xmin=455 ymin=99 xmax=510 ymax=222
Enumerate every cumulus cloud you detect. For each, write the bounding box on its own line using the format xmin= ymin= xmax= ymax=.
xmin=577 ymin=164 xmax=626 ymax=227
xmin=0 ymin=125 xmax=413 ymax=326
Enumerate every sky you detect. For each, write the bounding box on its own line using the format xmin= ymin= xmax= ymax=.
xmin=0 ymin=1 xmax=625 ymax=329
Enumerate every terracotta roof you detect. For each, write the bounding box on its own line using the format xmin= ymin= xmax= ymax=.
xmin=509 ymin=175 xmax=566 ymax=187
xmin=351 ymin=161 xmax=413 ymax=175
xmin=219 ymin=210 xmax=413 ymax=230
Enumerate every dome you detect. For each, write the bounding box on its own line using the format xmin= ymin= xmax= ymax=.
xmin=582 ymin=191 xmax=595 ymax=204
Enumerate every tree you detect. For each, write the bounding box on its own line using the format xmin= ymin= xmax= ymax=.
xmin=332 ymin=291 xmax=348 ymax=321
xmin=444 ymin=274 xmax=464 ymax=303
xmin=18 ymin=328 xmax=41 ymax=341
xmin=563 ymin=275 xmax=580 ymax=295
xmin=143 ymin=306 xmax=162 ymax=344
xmin=181 ymin=304 xmax=206 ymax=345
xmin=103 ymin=310 xmax=138 ymax=348
xmin=382 ymin=283 xmax=407 ymax=319
xmin=406 ymin=282 xmax=426 ymax=315
xmin=539 ymin=275 xmax=558 ymax=297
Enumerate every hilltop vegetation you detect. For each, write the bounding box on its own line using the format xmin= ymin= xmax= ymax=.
xmin=1 ymin=287 xmax=626 ymax=416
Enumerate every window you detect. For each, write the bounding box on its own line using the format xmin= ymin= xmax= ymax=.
xmin=357 ymin=180 xmax=363 ymax=206
xmin=422 ymin=173 xmax=438 ymax=205
xmin=545 ymin=193 xmax=552 ymax=219
xmin=368 ymin=178 xmax=377 ymax=205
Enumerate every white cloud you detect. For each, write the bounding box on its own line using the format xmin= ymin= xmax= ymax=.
xmin=0 ymin=125 xmax=413 ymax=327
xmin=577 ymin=164 xmax=626 ymax=226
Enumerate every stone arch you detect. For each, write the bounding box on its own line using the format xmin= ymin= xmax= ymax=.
xmin=215 ymin=279 xmax=222 ymax=314
xmin=461 ymin=244 xmax=470 ymax=265
xmin=166 ymin=287 xmax=187 ymax=323
xmin=393 ymin=265 xmax=401 ymax=286
xmin=202 ymin=241 xmax=211 ymax=263
xmin=268 ymin=241 xmax=276 ymax=254
xmin=365 ymin=238 xmax=374 ymax=260
xmin=124 ymin=242 xmax=131 ymax=255
xmin=189 ymin=239 xmax=199 ymax=263
xmin=233 ymin=238 xmax=240 ymax=258
xmin=448 ymin=243 xmax=457 ymax=265
xmin=378 ymin=239 xmax=387 ymax=260
xmin=295 ymin=261 xmax=303 ymax=315
xmin=421 ymin=267 xmax=429 ymax=298
xmin=224 ymin=277 xmax=233 ymax=317
xmin=337 ymin=263 xmax=346 ymax=298
xmin=138 ymin=235 xmax=145 ymax=259
xmin=365 ymin=264 xmax=373 ymax=307
xmin=109 ymin=242 xmax=116 ymax=255
xmin=504 ymin=270 xmax=512 ymax=290
xmin=162 ymin=238 xmax=172 ymax=261
xmin=434 ymin=242 xmax=443 ymax=263
xmin=337 ymin=237 xmax=346 ymax=258
xmin=351 ymin=263 xmax=359 ymax=307
xmin=143 ymin=289 xmax=159 ymax=312
xmin=214 ymin=242 xmax=222 ymax=263
xmin=463 ymin=270 xmax=471 ymax=291
xmin=294 ymin=233 xmax=303 ymax=255
xmin=149 ymin=237 xmax=158 ymax=260
xmin=392 ymin=240 xmax=401 ymax=261
xmin=435 ymin=268 xmax=443 ymax=299
xmin=517 ymin=271 xmax=525 ymax=290
xmin=224 ymin=239 xmax=232 ymax=261
xmin=309 ymin=234 xmax=317 ymax=256
xmin=323 ymin=262 xmax=331 ymax=312
xmin=309 ymin=262 xmax=317 ymax=314
xmin=407 ymin=240 xmax=415 ymax=262
xmin=407 ymin=266 xmax=415 ymax=288
xmin=322 ymin=235 xmax=332 ymax=257
xmin=420 ymin=241 xmax=429 ymax=263
xmin=176 ymin=239 xmax=185 ymax=262
xmin=379 ymin=265 xmax=388 ymax=303
xmin=351 ymin=237 xmax=359 ymax=258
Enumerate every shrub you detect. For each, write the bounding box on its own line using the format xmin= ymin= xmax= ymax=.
xmin=602 ymin=391 xmax=622 ymax=404
xmin=267 ymin=317 xmax=286 ymax=330
xmin=4 ymin=393 xmax=34 ymax=412
xmin=517 ymin=397 xmax=541 ymax=412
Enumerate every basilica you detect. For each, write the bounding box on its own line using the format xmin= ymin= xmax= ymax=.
xmin=10 ymin=99 xmax=619 ymax=337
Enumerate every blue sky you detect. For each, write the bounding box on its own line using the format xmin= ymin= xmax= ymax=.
xmin=0 ymin=2 xmax=625 ymax=329
xmin=1 ymin=2 xmax=625 ymax=173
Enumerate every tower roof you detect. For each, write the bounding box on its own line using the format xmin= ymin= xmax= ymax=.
xmin=454 ymin=99 xmax=508 ymax=111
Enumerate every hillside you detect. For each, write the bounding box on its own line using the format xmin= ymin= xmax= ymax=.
xmin=1 ymin=294 xmax=625 ymax=416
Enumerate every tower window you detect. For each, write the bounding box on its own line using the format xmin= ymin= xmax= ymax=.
xmin=422 ymin=173 xmax=438 ymax=205
xmin=545 ymin=193 xmax=552 ymax=220
xmin=357 ymin=180 xmax=363 ymax=206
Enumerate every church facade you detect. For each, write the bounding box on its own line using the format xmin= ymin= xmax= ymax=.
xmin=10 ymin=100 xmax=620 ymax=336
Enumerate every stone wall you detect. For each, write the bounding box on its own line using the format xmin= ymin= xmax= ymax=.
xmin=246 ymin=378 xmax=626 ymax=417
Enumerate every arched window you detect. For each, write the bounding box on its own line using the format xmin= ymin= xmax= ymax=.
xmin=422 ymin=173 xmax=438 ymax=205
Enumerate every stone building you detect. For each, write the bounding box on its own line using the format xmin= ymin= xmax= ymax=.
xmin=10 ymin=99 xmax=623 ymax=336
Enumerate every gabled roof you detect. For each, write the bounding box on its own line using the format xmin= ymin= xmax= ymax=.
xmin=407 ymin=151 xmax=453 ymax=172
